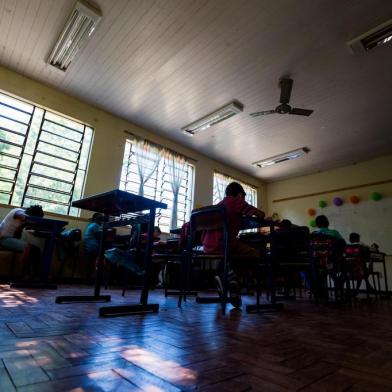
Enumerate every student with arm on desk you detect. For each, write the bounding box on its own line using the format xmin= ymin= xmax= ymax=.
xmin=0 ymin=205 xmax=44 ymax=277
xmin=201 ymin=182 xmax=266 ymax=307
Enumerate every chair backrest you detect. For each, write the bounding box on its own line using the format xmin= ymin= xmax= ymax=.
xmin=310 ymin=232 xmax=345 ymax=269
xmin=190 ymin=205 xmax=228 ymax=232
xmin=188 ymin=205 xmax=229 ymax=252
xmin=345 ymin=244 xmax=370 ymax=260
xmin=272 ymin=226 xmax=310 ymax=263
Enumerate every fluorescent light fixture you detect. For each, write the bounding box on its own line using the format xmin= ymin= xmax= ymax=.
xmin=48 ymin=0 xmax=101 ymax=71
xmin=181 ymin=101 xmax=244 ymax=136
xmin=348 ymin=18 xmax=392 ymax=55
xmin=252 ymin=147 xmax=309 ymax=168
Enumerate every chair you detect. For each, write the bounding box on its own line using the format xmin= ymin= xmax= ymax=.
xmin=0 ymin=221 xmax=21 ymax=278
xmin=57 ymin=229 xmax=82 ymax=280
xmin=0 ymin=247 xmax=18 ymax=278
xmin=310 ymin=233 xmax=346 ymax=303
xmin=271 ymin=226 xmax=311 ymax=299
xmin=345 ymin=244 xmax=381 ymax=298
xmin=152 ymin=238 xmax=185 ymax=297
xmin=178 ymin=205 xmax=263 ymax=314
xmin=178 ymin=205 xmax=231 ymax=314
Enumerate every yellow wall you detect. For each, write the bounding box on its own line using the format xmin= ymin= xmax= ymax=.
xmin=0 ymin=65 xmax=267 ymax=226
xmin=267 ymin=154 xmax=392 ymax=250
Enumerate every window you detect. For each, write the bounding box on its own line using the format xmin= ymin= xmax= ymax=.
xmin=213 ymin=171 xmax=257 ymax=206
xmin=120 ymin=139 xmax=194 ymax=233
xmin=0 ymin=91 xmax=93 ymax=216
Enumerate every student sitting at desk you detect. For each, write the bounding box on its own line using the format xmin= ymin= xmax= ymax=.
xmin=0 ymin=205 xmax=44 ymax=277
xmin=349 ymin=232 xmax=365 ymax=246
xmin=83 ymin=213 xmax=104 ymax=256
xmin=202 ymin=182 xmax=266 ymax=307
xmin=313 ymin=215 xmax=344 ymax=241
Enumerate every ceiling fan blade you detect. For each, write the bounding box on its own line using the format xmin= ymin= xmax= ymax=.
xmin=250 ymin=110 xmax=276 ymax=117
xmin=279 ymin=78 xmax=293 ymax=104
xmin=289 ymin=108 xmax=313 ymax=116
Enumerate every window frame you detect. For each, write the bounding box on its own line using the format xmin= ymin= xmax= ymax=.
xmin=119 ymin=138 xmax=195 ymax=233
xmin=0 ymin=89 xmax=94 ymax=217
xmin=213 ymin=171 xmax=258 ymax=207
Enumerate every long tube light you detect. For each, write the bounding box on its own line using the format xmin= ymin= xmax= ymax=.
xmin=48 ymin=0 xmax=101 ymax=72
xmin=181 ymin=101 xmax=244 ymax=136
xmin=252 ymin=147 xmax=309 ymax=168
xmin=348 ymin=18 xmax=392 ymax=55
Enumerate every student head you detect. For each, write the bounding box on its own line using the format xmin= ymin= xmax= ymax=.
xmin=349 ymin=232 xmax=360 ymax=243
xmin=280 ymin=219 xmax=292 ymax=229
xmin=315 ymin=215 xmax=329 ymax=228
xmin=91 ymin=212 xmax=104 ymax=224
xmin=154 ymin=226 xmax=161 ymax=237
xmin=225 ymin=182 xmax=246 ymax=199
xmin=25 ymin=205 xmax=44 ymax=218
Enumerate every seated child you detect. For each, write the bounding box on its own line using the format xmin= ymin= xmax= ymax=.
xmin=83 ymin=212 xmax=104 ymax=256
xmin=202 ymin=182 xmax=265 ymax=307
xmin=313 ymin=215 xmax=344 ymax=241
xmin=277 ymin=219 xmax=292 ymax=230
xmin=349 ymin=232 xmax=365 ymax=246
xmin=0 ymin=205 xmax=44 ymax=277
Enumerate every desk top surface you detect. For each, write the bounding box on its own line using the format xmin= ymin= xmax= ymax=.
xmin=27 ymin=216 xmax=68 ymax=227
xmin=72 ymin=189 xmax=167 ymax=215
xmin=240 ymin=216 xmax=275 ymax=230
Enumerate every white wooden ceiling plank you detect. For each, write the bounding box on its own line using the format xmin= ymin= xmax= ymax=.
xmin=95 ymin=0 xmax=210 ymax=107
xmin=0 ymin=0 xmax=17 ymax=61
xmin=117 ymin=0 xmax=271 ymax=120
xmin=17 ymin=0 xmax=58 ymax=75
xmin=80 ymin=0 xmax=182 ymax=100
xmin=25 ymin=0 xmax=72 ymax=76
xmin=60 ymin=0 xmax=131 ymax=88
xmin=65 ymin=0 xmax=160 ymax=96
xmin=10 ymin=0 xmax=42 ymax=72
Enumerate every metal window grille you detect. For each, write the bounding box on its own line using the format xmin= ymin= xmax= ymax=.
xmin=120 ymin=140 xmax=194 ymax=233
xmin=213 ymin=171 xmax=258 ymax=206
xmin=0 ymin=91 xmax=93 ymax=216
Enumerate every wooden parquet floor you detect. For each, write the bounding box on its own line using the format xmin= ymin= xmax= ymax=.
xmin=0 ymin=285 xmax=392 ymax=391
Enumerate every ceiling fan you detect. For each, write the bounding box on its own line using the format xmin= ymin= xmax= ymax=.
xmin=250 ymin=78 xmax=313 ymax=117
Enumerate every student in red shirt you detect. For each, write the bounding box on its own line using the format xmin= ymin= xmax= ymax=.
xmin=202 ymin=182 xmax=265 ymax=307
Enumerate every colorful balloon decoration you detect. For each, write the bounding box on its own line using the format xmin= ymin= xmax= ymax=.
xmin=308 ymin=208 xmax=316 ymax=216
xmin=350 ymin=195 xmax=360 ymax=204
xmin=371 ymin=192 xmax=382 ymax=201
xmin=333 ymin=197 xmax=343 ymax=206
xmin=309 ymin=219 xmax=316 ymax=228
xmin=318 ymin=200 xmax=327 ymax=208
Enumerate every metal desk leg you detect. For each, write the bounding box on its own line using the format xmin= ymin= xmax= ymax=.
xmin=246 ymin=227 xmax=284 ymax=314
xmin=381 ymin=259 xmax=391 ymax=299
xmin=99 ymin=208 xmax=159 ymax=317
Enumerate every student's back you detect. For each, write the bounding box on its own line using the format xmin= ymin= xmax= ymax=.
xmin=202 ymin=183 xmax=264 ymax=254
xmin=313 ymin=215 xmax=344 ymax=241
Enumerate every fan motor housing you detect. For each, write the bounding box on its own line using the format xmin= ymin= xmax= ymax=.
xmin=276 ymin=104 xmax=291 ymax=114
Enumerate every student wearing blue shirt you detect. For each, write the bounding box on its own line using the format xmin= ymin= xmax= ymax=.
xmin=314 ymin=215 xmax=344 ymax=241
xmin=83 ymin=213 xmax=103 ymax=255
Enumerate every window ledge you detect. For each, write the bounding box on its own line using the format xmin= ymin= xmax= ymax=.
xmin=0 ymin=203 xmax=90 ymax=222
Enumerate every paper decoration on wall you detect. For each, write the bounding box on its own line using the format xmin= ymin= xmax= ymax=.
xmin=309 ymin=219 xmax=316 ymax=228
xmin=333 ymin=197 xmax=343 ymax=206
xmin=371 ymin=192 xmax=382 ymax=201
xmin=308 ymin=208 xmax=316 ymax=216
xmin=318 ymin=200 xmax=327 ymax=208
xmin=350 ymin=195 xmax=360 ymax=204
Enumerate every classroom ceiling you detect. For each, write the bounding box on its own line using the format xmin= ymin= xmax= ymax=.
xmin=0 ymin=0 xmax=392 ymax=182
